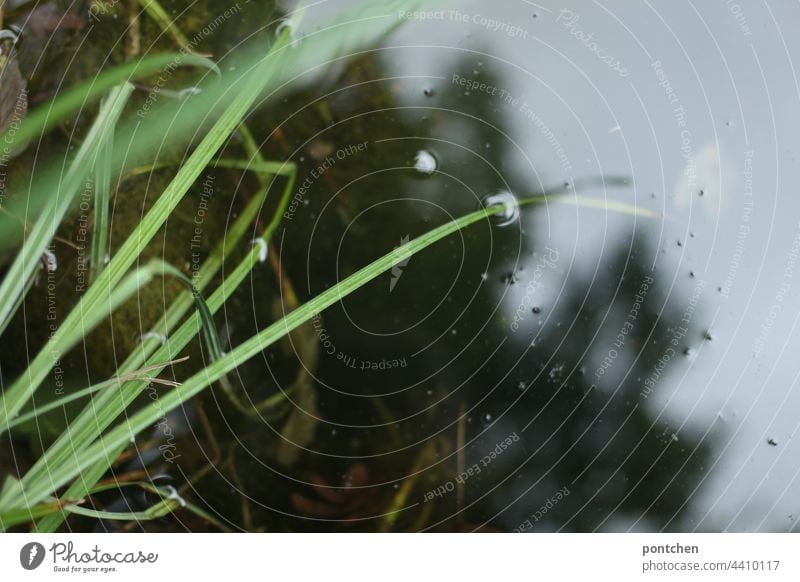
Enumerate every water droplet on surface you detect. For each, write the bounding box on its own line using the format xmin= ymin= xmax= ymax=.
xmin=480 ymin=272 xmax=488 ymax=281
xmin=532 ymin=306 xmax=541 ymax=314
xmin=703 ymin=330 xmax=714 ymax=341
xmin=518 ymin=381 xmax=526 ymax=390
xmin=501 ymin=271 xmax=518 ymax=285
xmin=423 ymin=87 xmax=435 ymax=97
xmin=413 ymin=149 xmax=438 ymax=176
xmin=484 ymin=413 xmax=492 ymax=422
xmin=767 ymin=437 xmax=779 ymax=446
xmin=481 ymin=191 xmax=520 ymax=226
xmin=178 ymin=86 xmax=202 ymax=99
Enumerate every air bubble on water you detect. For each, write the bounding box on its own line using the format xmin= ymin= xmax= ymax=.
xmin=413 ymin=149 xmax=438 ymax=175
xmin=532 ymin=306 xmax=541 ymax=314
xmin=767 ymin=437 xmax=779 ymax=446
xmin=481 ymin=191 xmax=520 ymax=226
xmin=501 ymin=272 xmax=518 ymax=285
xmin=178 ymin=87 xmax=202 ymax=100
xmin=703 ymin=330 xmax=714 ymax=341
xmin=683 ymin=348 xmax=694 ymax=357
xmin=423 ymin=87 xmax=435 ymax=97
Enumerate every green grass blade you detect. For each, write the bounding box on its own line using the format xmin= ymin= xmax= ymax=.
xmin=138 ymin=0 xmax=199 ymax=55
xmin=90 ymin=93 xmax=115 ymax=282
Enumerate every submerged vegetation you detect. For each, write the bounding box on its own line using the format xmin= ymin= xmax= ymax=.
xmin=0 ymin=0 xmax=711 ymax=533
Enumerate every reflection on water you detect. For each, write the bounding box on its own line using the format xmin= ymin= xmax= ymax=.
xmin=3 ymin=0 xmax=800 ymax=532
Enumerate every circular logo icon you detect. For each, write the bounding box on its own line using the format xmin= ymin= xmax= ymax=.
xmin=19 ymin=542 xmax=45 ymax=570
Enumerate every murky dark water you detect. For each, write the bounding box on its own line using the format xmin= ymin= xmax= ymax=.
xmin=2 ymin=0 xmax=800 ymax=532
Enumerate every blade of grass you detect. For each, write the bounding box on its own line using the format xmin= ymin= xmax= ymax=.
xmin=90 ymin=93 xmax=116 ymax=282
xmin=138 ymin=0 xmax=203 ymax=56
xmin=5 ymin=357 xmax=188 ymax=431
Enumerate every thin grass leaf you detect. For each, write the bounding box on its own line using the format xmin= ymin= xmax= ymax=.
xmin=138 ymin=0 xmax=202 ymax=56
xmin=0 ymin=500 xmax=78 ymax=530
xmin=5 ymin=358 xmax=187 ymax=431
xmin=90 ymin=93 xmax=116 ymax=282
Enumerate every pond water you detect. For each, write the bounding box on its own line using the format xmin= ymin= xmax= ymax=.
xmin=3 ymin=0 xmax=800 ymax=532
